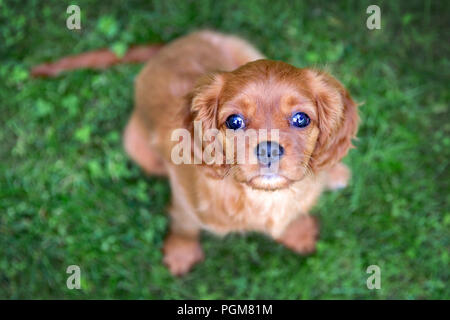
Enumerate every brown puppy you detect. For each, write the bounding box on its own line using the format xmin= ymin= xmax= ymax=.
xmin=124 ymin=30 xmax=359 ymax=276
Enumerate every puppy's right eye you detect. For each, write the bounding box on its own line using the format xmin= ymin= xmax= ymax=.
xmin=225 ymin=114 xmax=245 ymax=130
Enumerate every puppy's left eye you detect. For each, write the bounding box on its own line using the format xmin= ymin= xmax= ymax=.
xmin=291 ymin=112 xmax=310 ymax=128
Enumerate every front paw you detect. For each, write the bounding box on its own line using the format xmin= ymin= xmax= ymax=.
xmin=326 ymin=163 xmax=351 ymax=190
xmin=276 ymin=215 xmax=319 ymax=254
xmin=162 ymin=233 xmax=204 ymax=276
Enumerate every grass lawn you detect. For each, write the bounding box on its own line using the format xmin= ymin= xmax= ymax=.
xmin=1 ymin=0 xmax=449 ymax=299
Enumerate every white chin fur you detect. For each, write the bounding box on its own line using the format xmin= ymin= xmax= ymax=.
xmin=249 ymin=174 xmax=289 ymax=190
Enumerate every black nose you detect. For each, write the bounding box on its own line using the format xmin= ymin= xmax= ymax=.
xmin=255 ymin=141 xmax=284 ymax=166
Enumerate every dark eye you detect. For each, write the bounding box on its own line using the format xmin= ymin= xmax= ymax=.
xmin=291 ymin=112 xmax=310 ymax=128
xmin=225 ymin=114 xmax=245 ymax=130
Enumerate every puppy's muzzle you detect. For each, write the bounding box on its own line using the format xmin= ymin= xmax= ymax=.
xmin=255 ymin=141 xmax=284 ymax=167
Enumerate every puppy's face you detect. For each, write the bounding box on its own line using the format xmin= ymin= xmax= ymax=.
xmin=190 ymin=60 xmax=358 ymax=191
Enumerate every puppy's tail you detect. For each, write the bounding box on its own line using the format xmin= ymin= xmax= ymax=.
xmin=30 ymin=44 xmax=163 ymax=78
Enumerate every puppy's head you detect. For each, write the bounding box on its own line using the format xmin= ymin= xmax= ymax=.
xmin=189 ymin=59 xmax=358 ymax=190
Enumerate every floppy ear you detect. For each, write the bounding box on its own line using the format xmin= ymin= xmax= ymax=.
xmin=189 ymin=73 xmax=225 ymax=132
xmin=187 ymin=73 xmax=229 ymax=177
xmin=307 ymin=69 xmax=359 ymax=171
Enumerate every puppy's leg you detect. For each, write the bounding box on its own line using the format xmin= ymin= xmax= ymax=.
xmin=163 ymin=231 xmax=204 ymax=276
xmin=325 ymin=162 xmax=351 ymax=190
xmin=275 ymin=215 xmax=319 ymax=254
xmin=123 ymin=113 xmax=167 ymax=176
xmin=163 ymin=205 xmax=204 ymax=276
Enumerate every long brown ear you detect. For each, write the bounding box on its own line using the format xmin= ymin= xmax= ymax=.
xmin=189 ymin=73 xmax=225 ymax=132
xmin=307 ymin=69 xmax=359 ymax=171
xmin=186 ymin=73 xmax=228 ymax=177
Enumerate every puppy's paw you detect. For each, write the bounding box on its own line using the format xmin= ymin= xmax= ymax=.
xmin=162 ymin=233 xmax=204 ymax=276
xmin=276 ymin=215 xmax=319 ymax=255
xmin=326 ymin=163 xmax=351 ymax=190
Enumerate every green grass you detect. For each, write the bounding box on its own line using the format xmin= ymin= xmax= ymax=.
xmin=1 ymin=0 xmax=449 ymax=299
